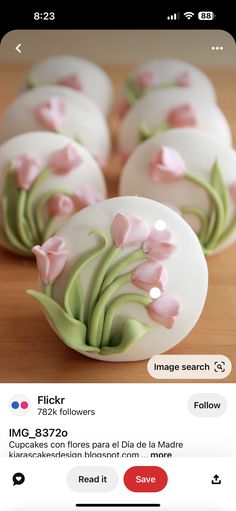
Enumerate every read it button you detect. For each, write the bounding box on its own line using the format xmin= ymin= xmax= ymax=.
xmin=124 ymin=466 xmax=168 ymax=492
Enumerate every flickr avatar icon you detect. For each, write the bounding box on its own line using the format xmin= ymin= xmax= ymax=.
xmin=10 ymin=395 xmax=30 ymax=415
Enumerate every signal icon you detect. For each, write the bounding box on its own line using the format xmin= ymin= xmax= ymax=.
xmin=184 ymin=11 xmax=194 ymax=19
xmin=167 ymin=12 xmax=180 ymax=20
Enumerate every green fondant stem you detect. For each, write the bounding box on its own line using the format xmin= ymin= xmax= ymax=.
xmin=139 ymin=122 xmax=170 ymax=142
xmin=88 ymin=273 xmax=132 ymax=347
xmin=101 ymin=293 xmax=151 ymax=348
xmin=34 ymin=188 xmax=72 ymax=236
xmin=44 ymin=284 xmax=52 ymax=297
xmin=185 ymin=172 xmax=225 ymax=249
xmin=100 ymin=249 xmax=145 ymax=294
xmin=181 ymin=205 xmax=208 ymax=244
xmin=87 ymin=244 xmax=120 ymax=325
xmin=16 ymin=190 xmax=34 ymax=248
xmin=64 ymin=230 xmax=109 ymax=323
xmin=42 ymin=217 xmax=60 ymax=242
xmin=2 ymin=196 xmax=31 ymax=255
xmin=25 ymin=168 xmax=52 ymax=241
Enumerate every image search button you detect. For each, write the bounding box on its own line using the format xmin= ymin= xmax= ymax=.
xmin=124 ymin=466 xmax=168 ymax=493
xmin=13 ymin=473 xmax=25 ymax=486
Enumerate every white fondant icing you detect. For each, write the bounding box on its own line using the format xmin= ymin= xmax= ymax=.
xmin=0 ymin=86 xmax=111 ymax=164
xmin=118 ymin=88 xmax=232 ymax=154
xmin=20 ymin=55 xmax=114 ymax=118
xmin=44 ymin=196 xmax=209 ymax=362
xmin=119 ymin=128 xmax=236 ymax=253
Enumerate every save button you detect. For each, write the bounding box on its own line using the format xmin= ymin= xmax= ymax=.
xmin=124 ymin=466 xmax=168 ymax=492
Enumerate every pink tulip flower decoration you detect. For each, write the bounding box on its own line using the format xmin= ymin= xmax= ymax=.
xmin=147 ymin=295 xmax=181 ymax=329
xmin=176 ymin=72 xmax=193 ymax=87
xmin=47 ymin=194 xmax=75 ymax=217
xmin=58 ymin=73 xmax=83 ymax=91
xmin=132 ymin=261 xmax=168 ymax=292
xmin=73 ymin=186 xmax=104 ymax=210
xmin=49 ymin=143 xmax=82 ymax=174
xmin=35 ymin=96 xmax=66 ymax=131
xmin=168 ymin=103 xmax=198 ymax=127
xmin=111 ymin=213 xmax=151 ymax=248
xmin=143 ymin=228 xmax=176 ymax=261
xmin=230 ymin=181 xmax=236 ymax=203
xmin=135 ymin=70 xmax=157 ymax=90
xmin=149 ymin=146 xmax=186 ymax=182
xmin=32 ymin=236 xmax=68 ymax=285
xmin=14 ymin=153 xmax=42 ymax=190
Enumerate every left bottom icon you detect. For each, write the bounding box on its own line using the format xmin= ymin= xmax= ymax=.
xmin=13 ymin=473 xmax=25 ymax=486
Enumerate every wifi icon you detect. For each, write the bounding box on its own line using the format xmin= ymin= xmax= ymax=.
xmin=184 ymin=11 xmax=194 ymax=19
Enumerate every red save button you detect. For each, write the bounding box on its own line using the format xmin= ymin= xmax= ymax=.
xmin=124 ymin=466 xmax=168 ymax=492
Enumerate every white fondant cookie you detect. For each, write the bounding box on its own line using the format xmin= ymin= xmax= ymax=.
xmin=28 ymin=196 xmax=208 ymax=362
xmin=118 ymin=58 xmax=216 ymax=117
xmin=0 ymin=132 xmax=106 ymax=256
xmin=0 ymin=86 xmax=111 ymax=168
xmin=120 ymin=128 xmax=236 ymax=255
xmin=20 ymin=55 xmax=114 ymax=118
xmin=117 ymin=88 xmax=232 ymax=160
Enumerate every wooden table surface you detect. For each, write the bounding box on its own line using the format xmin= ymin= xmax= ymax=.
xmin=0 ymin=64 xmax=235 ymax=383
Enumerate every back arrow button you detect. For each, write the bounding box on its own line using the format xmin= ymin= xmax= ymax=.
xmin=16 ymin=44 xmax=22 ymax=54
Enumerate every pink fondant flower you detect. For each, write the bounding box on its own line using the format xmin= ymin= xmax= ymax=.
xmin=135 ymin=70 xmax=157 ymax=90
xmin=34 ymin=96 xmax=66 ymax=130
xmin=58 ymin=73 xmax=83 ymax=91
xmin=111 ymin=213 xmax=151 ymax=248
xmin=14 ymin=153 xmax=42 ymax=190
xmin=143 ymin=228 xmax=176 ymax=261
xmin=149 ymin=146 xmax=186 ymax=182
xmin=49 ymin=143 xmax=82 ymax=174
xmin=132 ymin=261 xmax=168 ymax=292
xmin=73 ymin=186 xmax=104 ymax=210
xmin=32 ymin=237 xmax=68 ymax=285
xmin=93 ymin=154 xmax=107 ymax=170
xmin=118 ymin=98 xmax=130 ymax=118
xmin=168 ymin=103 xmax=198 ymax=127
xmin=47 ymin=194 xmax=75 ymax=217
xmin=147 ymin=295 xmax=181 ymax=329
xmin=176 ymin=72 xmax=192 ymax=87
xmin=229 ymin=181 xmax=236 ymax=202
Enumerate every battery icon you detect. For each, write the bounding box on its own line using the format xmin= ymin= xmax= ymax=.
xmin=198 ymin=11 xmax=215 ymax=20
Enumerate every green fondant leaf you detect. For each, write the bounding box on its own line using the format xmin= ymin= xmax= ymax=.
xmin=25 ymin=168 xmax=52 ymax=241
xmin=204 ymin=208 xmax=217 ymax=246
xmin=100 ymin=319 xmax=151 ymax=355
xmin=125 ymin=78 xmax=140 ymax=104
xmin=27 ymin=75 xmax=37 ymax=89
xmin=64 ymin=230 xmax=109 ymax=323
xmin=181 ymin=205 xmax=208 ymax=244
xmin=139 ymin=123 xmax=152 ymax=141
xmin=210 ymin=160 xmax=229 ymax=220
xmin=27 ymin=290 xmax=99 ymax=353
xmin=2 ymin=169 xmax=32 ymax=255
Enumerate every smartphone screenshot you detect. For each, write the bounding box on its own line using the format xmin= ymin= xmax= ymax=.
xmin=0 ymin=7 xmax=235 ymax=510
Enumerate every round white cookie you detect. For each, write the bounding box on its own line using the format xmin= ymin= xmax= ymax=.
xmin=119 ymin=58 xmax=216 ymax=115
xmin=0 ymin=85 xmax=111 ymax=167
xmin=118 ymin=88 xmax=232 ymax=158
xmin=0 ymin=132 xmax=106 ymax=256
xmin=20 ymin=55 xmax=114 ymax=118
xmin=28 ymin=197 xmax=208 ymax=362
xmin=120 ymin=129 xmax=236 ymax=255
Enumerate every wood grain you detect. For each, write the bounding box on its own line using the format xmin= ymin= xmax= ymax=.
xmin=0 ymin=64 xmax=235 ymax=383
